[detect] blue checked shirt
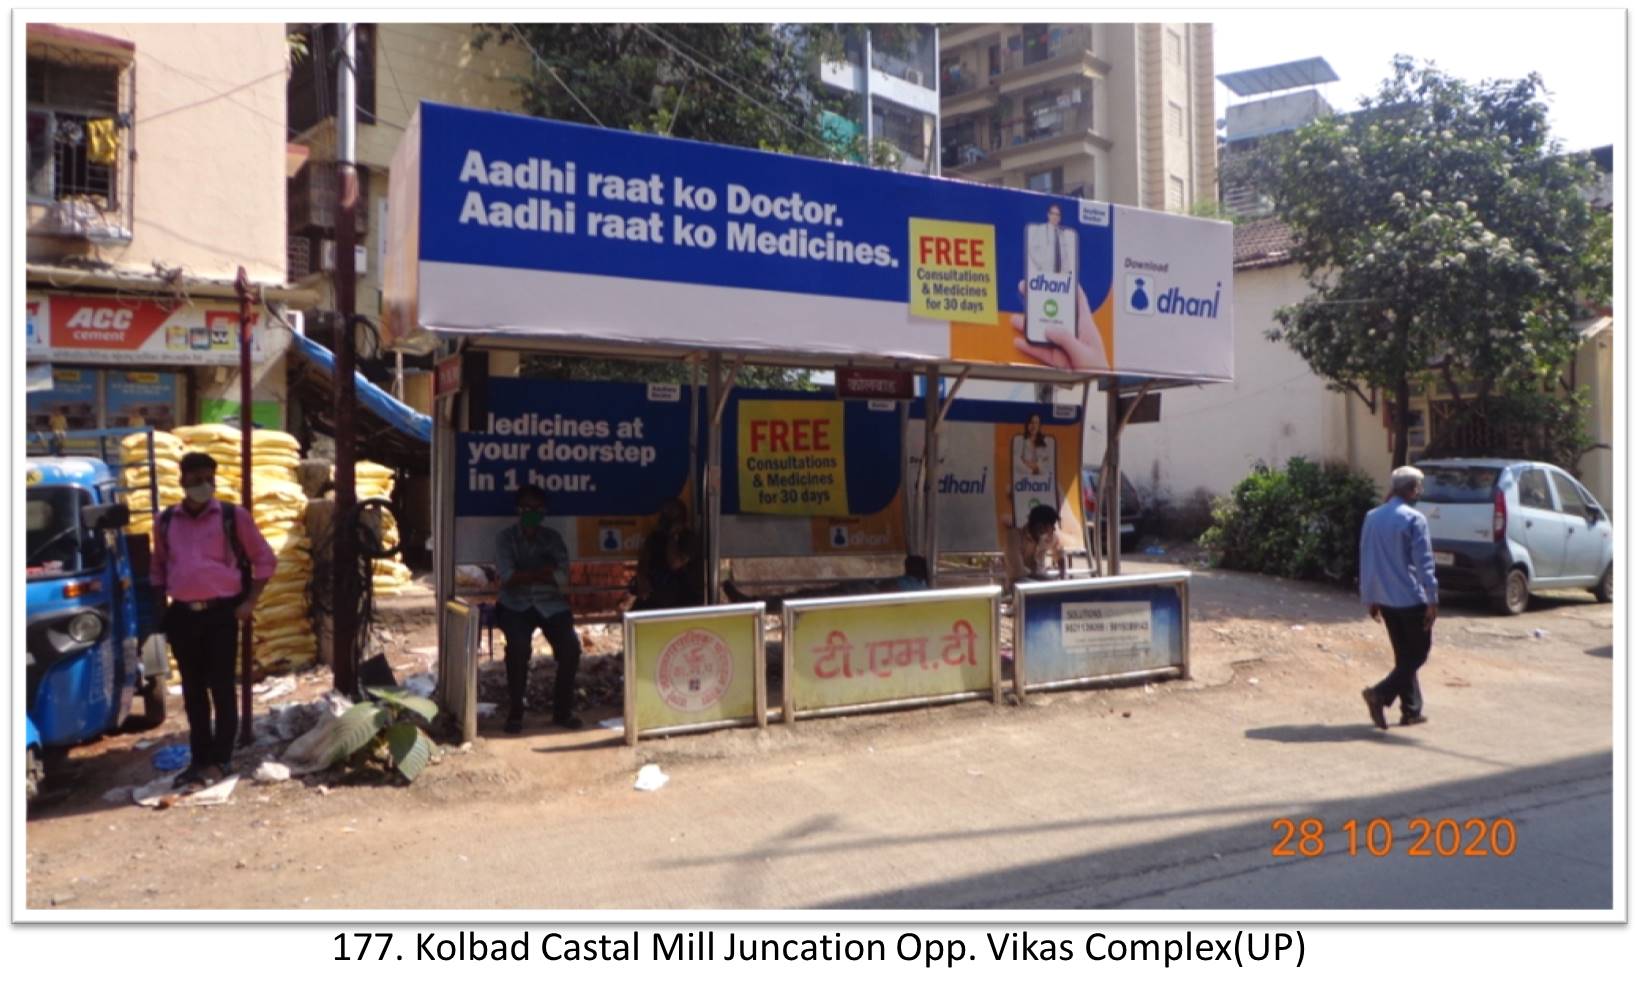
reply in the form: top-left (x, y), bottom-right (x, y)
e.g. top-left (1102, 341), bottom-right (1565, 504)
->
top-left (494, 523), bottom-right (571, 618)
top-left (1358, 497), bottom-right (1439, 609)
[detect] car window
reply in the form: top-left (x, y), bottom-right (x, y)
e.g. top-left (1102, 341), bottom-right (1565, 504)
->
top-left (1516, 469), bottom-right (1554, 511)
top-left (1550, 471), bottom-right (1589, 517)
top-left (1417, 465), bottom-right (1499, 504)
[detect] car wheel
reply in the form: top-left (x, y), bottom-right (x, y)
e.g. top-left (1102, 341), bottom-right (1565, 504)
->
top-left (1493, 567), bottom-right (1529, 615)
top-left (1594, 566), bottom-right (1613, 604)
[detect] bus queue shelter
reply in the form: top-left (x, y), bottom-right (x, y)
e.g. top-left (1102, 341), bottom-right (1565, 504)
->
top-left (381, 101), bottom-right (1233, 738)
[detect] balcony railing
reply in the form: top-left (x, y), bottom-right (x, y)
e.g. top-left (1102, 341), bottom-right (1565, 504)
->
top-left (941, 64), bottom-right (981, 97)
top-left (1002, 26), bottom-right (1093, 75)
top-left (993, 104), bottom-right (1093, 150)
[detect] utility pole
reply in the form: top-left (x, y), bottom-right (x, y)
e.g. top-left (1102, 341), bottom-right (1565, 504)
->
top-left (331, 22), bottom-right (361, 697)
top-left (235, 266), bottom-right (257, 744)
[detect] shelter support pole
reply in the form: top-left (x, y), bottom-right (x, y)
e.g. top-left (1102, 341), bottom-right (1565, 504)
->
top-left (235, 267), bottom-right (256, 745)
top-left (1077, 379), bottom-right (1094, 575)
top-left (922, 364), bottom-right (940, 586)
top-left (705, 354), bottom-right (726, 604)
top-left (1106, 385), bottom-right (1121, 576)
top-left (687, 354), bottom-right (701, 531)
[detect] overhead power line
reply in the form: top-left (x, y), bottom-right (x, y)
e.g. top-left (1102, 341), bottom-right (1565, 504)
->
top-left (508, 24), bottom-right (605, 127)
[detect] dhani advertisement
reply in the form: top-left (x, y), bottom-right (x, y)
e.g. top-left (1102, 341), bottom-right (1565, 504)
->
top-left (384, 102), bottom-right (1233, 382)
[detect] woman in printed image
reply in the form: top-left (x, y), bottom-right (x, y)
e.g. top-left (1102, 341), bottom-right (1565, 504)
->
top-left (1011, 413), bottom-right (1058, 528)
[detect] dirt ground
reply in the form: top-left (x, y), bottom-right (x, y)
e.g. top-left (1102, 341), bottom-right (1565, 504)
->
top-left (23, 561), bottom-right (1614, 910)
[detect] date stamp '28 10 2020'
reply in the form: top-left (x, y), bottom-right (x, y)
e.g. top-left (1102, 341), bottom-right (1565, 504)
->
top-left (1271, 817), bottom-right (1518, 859)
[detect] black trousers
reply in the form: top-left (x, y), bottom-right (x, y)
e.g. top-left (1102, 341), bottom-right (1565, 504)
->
top-left (496, 604), bottom-right (582, 719)
top-left (164, 602), bottom-right (240, 767)
top-left (1374, 604), bottom-right (1433, 718)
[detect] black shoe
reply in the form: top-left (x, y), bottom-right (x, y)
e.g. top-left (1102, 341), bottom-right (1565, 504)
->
top-left (553, 714), bottom-right (584, 731)
top-left (172, 767), bottom-right (207, 791)
top-left (1361, 688), bottom-right (1389, 731)
top-left (504, 710), bottom-right (523, 734)
top-left (1400, 713), bottom-right (1428, 727)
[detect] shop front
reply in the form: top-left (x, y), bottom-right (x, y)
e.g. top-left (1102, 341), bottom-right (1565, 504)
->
top-left (24, 289), bottom-right (294, 435)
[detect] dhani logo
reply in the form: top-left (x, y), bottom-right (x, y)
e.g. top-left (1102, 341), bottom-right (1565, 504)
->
top-left (1029, 273), bottom-right (1072, 294)
top-left (1124, 274), bottom-right (1222, 319)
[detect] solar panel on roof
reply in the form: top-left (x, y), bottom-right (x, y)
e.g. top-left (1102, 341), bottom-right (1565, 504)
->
top-left (1217, 57), bottom-right (1339, 97)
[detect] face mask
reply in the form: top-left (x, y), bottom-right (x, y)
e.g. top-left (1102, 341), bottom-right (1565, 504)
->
top-left (185, 483), bottom-right (215, 504)
top-left (520, 510), bottom-right (544, 529)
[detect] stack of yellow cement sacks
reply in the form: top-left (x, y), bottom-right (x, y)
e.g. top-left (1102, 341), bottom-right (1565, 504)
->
top-left (357, 461), bottom-right (415, 596)
top-left (246, 431), bottom-right (316, 671)
top-left (117, 430), bottom-right (184, 537)
top-left (173, 424), bottom-right (245, 504)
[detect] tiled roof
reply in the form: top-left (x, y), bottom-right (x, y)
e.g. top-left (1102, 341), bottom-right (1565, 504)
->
top-left (1233, 218), bottom-right (1298, 271)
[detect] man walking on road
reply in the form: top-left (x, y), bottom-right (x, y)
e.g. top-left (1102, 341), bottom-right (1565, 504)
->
top-left (1359, 466), bottom-right (1439, 730)
top-left (151, 452), bottom-right (277, 789)
top-left (494, 484), bottom-right (583, 734)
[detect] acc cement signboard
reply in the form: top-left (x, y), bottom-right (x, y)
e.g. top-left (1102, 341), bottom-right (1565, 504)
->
top-left (385, 102), bottom-right (1233, 382)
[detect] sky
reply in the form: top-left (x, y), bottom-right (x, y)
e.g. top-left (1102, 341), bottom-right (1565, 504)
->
top-left (1210, 8), bottom-right (1625, 152)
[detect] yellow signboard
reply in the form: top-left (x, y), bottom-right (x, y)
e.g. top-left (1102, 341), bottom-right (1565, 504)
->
top-left (785, 591), bottom-right (998, 715)
top-left (626, 608), bottom-right (763, 741)
top-left (908, 218), bottom-right (998, 324)
top-left (737, 399), bottom-right (849, 517)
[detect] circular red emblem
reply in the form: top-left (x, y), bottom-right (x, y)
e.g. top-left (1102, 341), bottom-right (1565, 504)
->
top-left (655, 628), bottom-right (734, 713)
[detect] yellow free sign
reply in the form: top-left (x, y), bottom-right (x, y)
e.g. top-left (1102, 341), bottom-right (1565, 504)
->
top-left (627, 609), bottom-right (762, 739)
top-left (908, 218), bottom-right (997, 324)
top-left (738, 399), bottom-right (849, 517)
top-left (786, 592), bottom-right (997, 715)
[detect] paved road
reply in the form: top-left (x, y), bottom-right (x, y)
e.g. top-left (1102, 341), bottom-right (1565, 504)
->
top-left (26, 563), bottom-right (1617, 912)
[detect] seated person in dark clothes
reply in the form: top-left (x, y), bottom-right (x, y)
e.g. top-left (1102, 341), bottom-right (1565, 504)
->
top-left (631, 499), bottom-right (703, 612)
top-left (632, 527), bottom-right (705, 611)
top-left (722, 555), bottom-right (929, 613)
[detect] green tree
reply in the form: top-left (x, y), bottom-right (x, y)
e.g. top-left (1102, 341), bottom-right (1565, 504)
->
top-left (1254, 57), bottom-right (1610, 467)
top-left (474, 23), bottom-right (920, 388)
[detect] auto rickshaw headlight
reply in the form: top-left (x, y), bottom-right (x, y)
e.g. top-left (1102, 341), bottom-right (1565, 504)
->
top-left (66, 612), bottom-right (104, 644)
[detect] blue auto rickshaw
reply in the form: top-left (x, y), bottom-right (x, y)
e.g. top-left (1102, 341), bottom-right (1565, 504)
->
top-left (25, 429), bottom-right (169, 802)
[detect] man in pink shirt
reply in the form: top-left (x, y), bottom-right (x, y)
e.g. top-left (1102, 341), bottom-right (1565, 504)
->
top-left (150, 451), bottom-right (277, 789)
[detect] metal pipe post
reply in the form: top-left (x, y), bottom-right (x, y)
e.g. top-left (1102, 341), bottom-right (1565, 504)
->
top-left (705, 353), bottom-right (724, 604)
top-left (331, 22), bottom-right (362, 696)
top-left (922, 364), bottom-right (939, 585)
top-left (235, 267), bottom-right (256, 745)
top-left (1106, 386), bottom-right (1121, 576)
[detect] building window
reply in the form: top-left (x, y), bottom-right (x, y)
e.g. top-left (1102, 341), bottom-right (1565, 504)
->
top-left (288, 23), bottom-right (377, 136)
top-left (1165, 29), bottom-right (1184, 65)
top-left (987, 44), bottom-right (1001, 77)
top-left (1167, 100), bottom-right (1185, 137)
top-left (1025, 167), bottom-right (1064, 194)
top-left (1167, 174), bottom-right (1186, 212)
top-left (26, 54), bottom-right (124, 207)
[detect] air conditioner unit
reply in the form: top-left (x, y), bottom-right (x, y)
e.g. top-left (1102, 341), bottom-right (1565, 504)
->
top-left (905, 68), bottom-right (924, 86)
top-left (319, 240), bottom-right (368, 276)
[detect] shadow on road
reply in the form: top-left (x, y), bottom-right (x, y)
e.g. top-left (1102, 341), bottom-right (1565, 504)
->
top-left (807, 752), bottom-right (1613, 909)
top-left (1245, 723), bottom-right (1513, 770)
top-left (1586, 645), bottom-right (1613, 659)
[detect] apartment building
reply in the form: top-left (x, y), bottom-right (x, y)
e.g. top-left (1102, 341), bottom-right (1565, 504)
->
top-left (819, 26), bottom-right (942, 174)
top-left (939, 23), bottom-right (1216, 210)
top-left (25, 22), bottom-right (303, 434)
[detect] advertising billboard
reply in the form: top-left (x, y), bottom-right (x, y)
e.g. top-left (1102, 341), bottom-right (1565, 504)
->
top-left (1013, 573), bottom-right (1192, 694)
top-left (624, 603), bottom-right (766, 744)
top-left (385, 103), bottom-right (1232, 382)
top-left (783, 587), bottom-right (1001, 719)
top-left (25, 292), bottom-right (272, 366)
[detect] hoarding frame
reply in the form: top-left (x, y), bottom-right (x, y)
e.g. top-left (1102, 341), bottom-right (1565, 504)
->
top-left (781, 584), bottom-right (1003, 722)
top-left (1013, 570), bottom-right (1192, 700)
top-left (623, 600), bottom-right (768, 745)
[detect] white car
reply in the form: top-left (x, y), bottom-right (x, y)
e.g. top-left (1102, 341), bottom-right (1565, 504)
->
top-left (1415, 459), bottom-right (1613, 615)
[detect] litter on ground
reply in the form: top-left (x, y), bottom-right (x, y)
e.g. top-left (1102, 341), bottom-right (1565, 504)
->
top-left (634, 764), bottom-right (669, 792)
